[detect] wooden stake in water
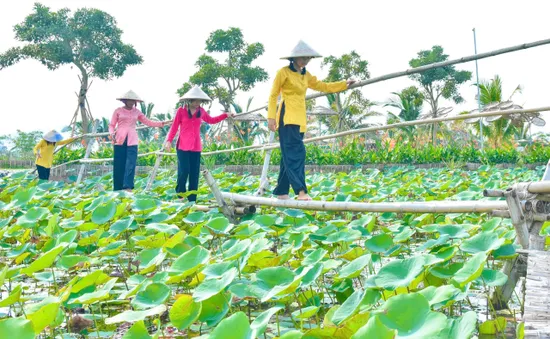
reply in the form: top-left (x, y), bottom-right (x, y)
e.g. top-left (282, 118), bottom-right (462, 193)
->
top-left (255, 131), bottom-right (275, 196)
top-left (76, 121), bottom-right (97, 185)
top-left (145, 131), bottom-right (172, 192)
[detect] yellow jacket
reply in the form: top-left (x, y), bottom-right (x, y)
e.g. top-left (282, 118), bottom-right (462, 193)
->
top-left (268, 66), bottom-right (347, 132)
top-left (34, 138), bottom-right (76, 168)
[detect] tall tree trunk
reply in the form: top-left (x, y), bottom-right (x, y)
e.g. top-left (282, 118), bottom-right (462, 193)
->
top-left (75, 63), bottom-right (90, 134)
top-left (430, 102), bottom-right (438, 145)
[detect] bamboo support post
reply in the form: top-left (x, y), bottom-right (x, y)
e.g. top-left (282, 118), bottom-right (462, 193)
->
top-left (504, 188), bottom-right (530, 249)
top-left (492, 171), bottom-right (550, 310)
top-left (491, 255), bottom-right (529, 310)
top-left (145, 132), bottom-right (172, 192)
top-left (542, 159), bottom-right (550, 181)
top-left (528, 221), bottom-right (546, 250)
top-left (76, 121), bottom-right (97, 185)
top-left (255, 131), bottom-right (275, 196)
top-left (202, 170), bottom-right (235, 222)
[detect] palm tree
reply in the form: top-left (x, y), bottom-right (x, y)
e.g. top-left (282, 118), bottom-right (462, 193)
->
top-left (324, 90), bottom-right (380, 133)
top-left (471, 75), bottom-right (522, 148)
top-left (138, 102), bottom-right (155, 142)
top-left (384, 86), bottom-right (424, 142)
top-left (153, 112), bottom-right (174, 141)
top-left (231, 97), bottom-right (268, 144)
top-left (93, 118), bottom-right (111, 143)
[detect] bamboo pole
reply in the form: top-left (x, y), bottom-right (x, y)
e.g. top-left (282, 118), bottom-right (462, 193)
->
top-left (234, 205), bottom-right (257, 215)
top-left (257, 106), bottom-right (550, 152)
top-left (78, 151), bottom-right (159, 164)
top-left (255, 131), bottom-right (276, 196)
top-left (543, 160), bottom-right (550, 181)
top-left (145, 132), bottom-right (172, 192)
top-left (193, 204), bottom-right (214, 212)
top-left (65, 120), bottom-right (172, 140)
top-left (234, 38), bottom-right (550, 118)
top-left (51, 158), bottom-right (83, 169)
top-left (203, 170), bottom-right (235, 222)
top-left (76, 121), bottom-right (97, 185)
top-left (219, 192), bottom-right (507, 213)
top-left (525, 180), bottom-right (550, 194)
top-left (73, 106), bottom-right (550, 164)
top-left (504, 188), bottom-right (530, 249)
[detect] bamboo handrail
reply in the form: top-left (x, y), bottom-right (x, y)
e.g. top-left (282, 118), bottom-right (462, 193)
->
top-left (52, 106), bottom-right (550, 166)
top-left (234, 37), bottom-right (550, 117)
top-left (150, 106), bottom-right (550, 155)
top-left (526, 181), bottom-right (550, 194)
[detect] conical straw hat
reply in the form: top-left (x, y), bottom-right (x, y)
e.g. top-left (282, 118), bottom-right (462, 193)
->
top-left (43, 130), bottom-right (63, 143)
top-left (280, 40), bottom-right (322, 60)
top-left (116, 90), bottom-right (143, 102)
top-left (179, 85), bottom-right (212, 102)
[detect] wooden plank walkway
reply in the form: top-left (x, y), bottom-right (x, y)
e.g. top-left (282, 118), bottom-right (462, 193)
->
top-left (523, 250), bottom-right (550, 339)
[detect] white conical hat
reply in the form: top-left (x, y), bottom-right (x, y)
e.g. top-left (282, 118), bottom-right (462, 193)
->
top-left (116, 90), bottom-right (143, 102)
top-left (280, 40), bottom-right (322, 60)
top-left (43, 130), bottom-right (63, 143)
top-left (179, 85), bottom-right (212, 102)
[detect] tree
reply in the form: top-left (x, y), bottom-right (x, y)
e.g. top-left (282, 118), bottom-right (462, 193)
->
top-left (90, 117), bottom-right (111, 143)
top-left (321, 51), bottom-right (379, 133)
top-left (472, 75), bottom-right (522, 147)
top-left (409, 46), bottom-right (472, 144)
top-left (231, 97), bottom-right (268, 144)
top-left (0, 130), bottom-right (43, 158)
top-left (384, 86), bottom-right (424, 142)
top-left (0, 3), bottom-right (143, 133)
top-left (153, 111), bottom-right (174, 141)
top-left (176, 27), bottom-right (268, 112)
top-left (138, 102), bottom-right (155, 142)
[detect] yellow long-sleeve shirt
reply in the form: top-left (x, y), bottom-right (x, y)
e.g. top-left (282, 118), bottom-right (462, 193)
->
top-left (267, 66), bottom-right (347, 132)
top-left (33, 138), bottom-right (76, 168)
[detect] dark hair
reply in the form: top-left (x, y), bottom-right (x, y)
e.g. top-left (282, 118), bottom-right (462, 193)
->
top-left (122, 99), bottom-right (136, 107)
top-left (289, 59), bottom-right (306, 75)
top-left (45, 140), bottom-right (56, 146)
top-left (187, 105), bottom-right (201, 119)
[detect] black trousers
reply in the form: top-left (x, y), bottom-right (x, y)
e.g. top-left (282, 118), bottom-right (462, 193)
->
top-left (273, 103), bottom-right (307, 196)
top-left (36, 165), bottom-right (51, 180)
top-left (113, 139), bottom-right (138, 191)
top-left (176, 150), bottom-right (201, 202)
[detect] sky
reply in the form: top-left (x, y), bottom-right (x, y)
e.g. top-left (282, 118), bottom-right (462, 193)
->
top-left (1, 0), bottom-right (550, 137)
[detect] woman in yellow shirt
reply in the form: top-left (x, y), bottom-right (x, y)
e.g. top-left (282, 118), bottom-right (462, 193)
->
top-left (267, 41), bottom-right (355, 200)
top-left (33, 130), bottom-right (78, 180)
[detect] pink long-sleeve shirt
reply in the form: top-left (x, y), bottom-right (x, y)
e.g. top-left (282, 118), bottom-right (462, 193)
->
top-left (108, 107), bottom-right (164, 146)
top-left (167, 107), bottom-right (228, 152)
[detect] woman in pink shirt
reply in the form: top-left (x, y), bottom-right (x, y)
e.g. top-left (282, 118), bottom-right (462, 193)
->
top-left (164, 86), bottom-right (234, 201)
top-left (109, 90), bottom-right (170, 191)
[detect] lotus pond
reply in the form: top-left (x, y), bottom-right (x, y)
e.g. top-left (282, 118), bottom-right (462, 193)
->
top-left (0, 165), bottom-right (548, 338)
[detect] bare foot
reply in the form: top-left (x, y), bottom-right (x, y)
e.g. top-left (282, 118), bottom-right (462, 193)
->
top-left (276, 195), bottom-right (290, 200)
top-left (297, 193), bottom-right (312, 201)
